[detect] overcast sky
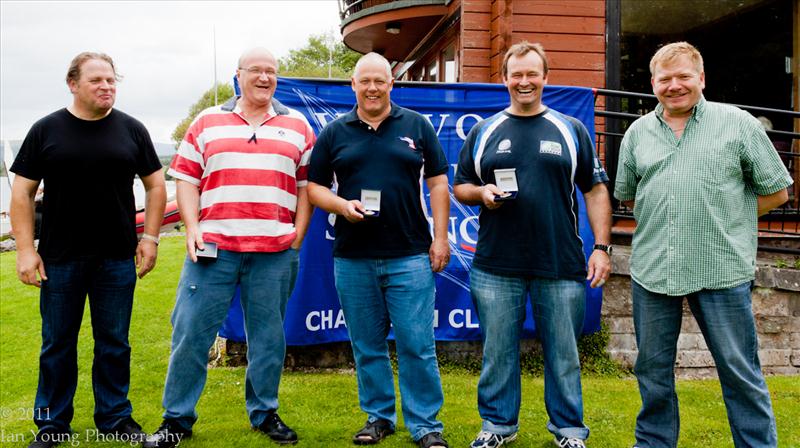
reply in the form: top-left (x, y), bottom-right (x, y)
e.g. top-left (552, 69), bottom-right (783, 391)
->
top-left (0, 1), bottom-right (342, 143)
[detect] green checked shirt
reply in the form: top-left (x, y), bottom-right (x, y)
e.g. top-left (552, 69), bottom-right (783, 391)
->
top-left (615, 97), bottom-right (793, 296)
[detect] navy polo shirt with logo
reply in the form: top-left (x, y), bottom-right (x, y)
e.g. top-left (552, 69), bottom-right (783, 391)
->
top-left (454, 108), bottom-right (608, 281)
top-left (309, 102), bottom-right (448, 258)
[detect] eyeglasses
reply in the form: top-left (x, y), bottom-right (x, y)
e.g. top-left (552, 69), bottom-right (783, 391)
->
top-left (239, 66), bottom-right (278, 77)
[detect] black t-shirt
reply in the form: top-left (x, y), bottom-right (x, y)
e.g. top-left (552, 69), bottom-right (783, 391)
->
top-left (454, 108), bottom-right (608, 280)
top-left (11, 108), bottom-right (162, 262)
top-left (308, 103), bottom-right (448, 258)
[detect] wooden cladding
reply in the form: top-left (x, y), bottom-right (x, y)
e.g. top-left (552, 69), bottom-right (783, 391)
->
top-left (457, 0), bottom-right (605, 88)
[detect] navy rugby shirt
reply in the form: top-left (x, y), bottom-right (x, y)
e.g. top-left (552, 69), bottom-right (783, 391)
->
top-left (308, 102), bottom-right (448, 258)
top-left (454, 108), bottom-right (608, 280)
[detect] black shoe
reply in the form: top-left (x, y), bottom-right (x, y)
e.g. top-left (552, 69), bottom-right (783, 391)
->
top-left (28, 431), bottom-right (70, 448)
top-left (101, 416), bottom-right (146, 443)
top-left (254, 412), bottom-right (298, 444)
top-left (143, 420), bottom-right (191, 448)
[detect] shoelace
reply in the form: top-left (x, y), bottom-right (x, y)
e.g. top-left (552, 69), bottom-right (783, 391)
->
top-left (476, 431), bottom-right (494, 441)
top-left (558, 437), bottom-right (585, 448)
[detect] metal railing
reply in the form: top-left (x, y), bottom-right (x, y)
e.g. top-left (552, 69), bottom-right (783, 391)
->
top-left (594, 88), bottom-right (800, 249)
top-left (339, 0), bottom-right (393, 20)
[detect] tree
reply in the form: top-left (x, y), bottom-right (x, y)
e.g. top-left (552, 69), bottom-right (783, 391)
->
top-left (171, 83), bottom-right (235, 147)
top-left (279, 31), bottom-right (360, 79)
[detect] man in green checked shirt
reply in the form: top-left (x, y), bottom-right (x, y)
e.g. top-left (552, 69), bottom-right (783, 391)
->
top-left (614, 42), bottom-right (792, 448)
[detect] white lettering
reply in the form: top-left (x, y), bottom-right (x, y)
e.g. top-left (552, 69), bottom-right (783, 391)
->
top-left (305, 309), bottom-right (347, 331)
top-left (422, 113), bottom-right (450, 136)
top-left (449, 309), bottom-right (464, 328)
top-left (456, 114), bottom-right (483, 140)
top-left (459, 215), bottom-right (479, 245)
top-left (464, 309), bottom-right (480, 328)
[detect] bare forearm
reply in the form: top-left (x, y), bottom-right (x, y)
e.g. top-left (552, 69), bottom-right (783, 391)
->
top-left (453, 183), bottom-right (485, 206)
top-left (757, 189), bottom-right (788, 217)
top-left (293, 187), bottom-right (313, 247)
top-left (307, 182), bottom-right (347, 215)
top-left (9, 177), bottom-right (39, 252)
top-left (585, 183), bottom-right (612, 245)
top-left (176, 180), bottom-right (201, 232)
top-left (427, 176), bottom-right (450, 241)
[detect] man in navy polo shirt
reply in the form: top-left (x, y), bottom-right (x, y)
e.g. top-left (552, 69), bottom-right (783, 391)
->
top-left (454, 42), bottom-right (612, 448)
top-left (307, 52), bottom-right (450, 448)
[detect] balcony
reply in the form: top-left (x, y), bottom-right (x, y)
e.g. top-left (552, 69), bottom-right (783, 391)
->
top-left (339, 0), bottom-right (450, 61)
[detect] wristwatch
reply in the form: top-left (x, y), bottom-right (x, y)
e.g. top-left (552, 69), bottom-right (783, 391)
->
top-left (593, 244), bottom-right (612, 255)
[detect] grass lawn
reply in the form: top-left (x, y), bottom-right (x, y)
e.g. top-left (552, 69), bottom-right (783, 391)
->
top-left (1, 236), bottom-right (798, 447)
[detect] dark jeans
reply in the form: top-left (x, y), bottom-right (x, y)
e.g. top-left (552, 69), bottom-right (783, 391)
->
top-left (34, 257), bottom-right (136, 434)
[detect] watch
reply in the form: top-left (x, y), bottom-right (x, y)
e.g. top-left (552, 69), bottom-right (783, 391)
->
top-left (593, 244), bottom-right (612, 255)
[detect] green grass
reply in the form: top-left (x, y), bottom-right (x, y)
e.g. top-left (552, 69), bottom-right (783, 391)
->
top-left (1, 237), bottom-right (798, 447)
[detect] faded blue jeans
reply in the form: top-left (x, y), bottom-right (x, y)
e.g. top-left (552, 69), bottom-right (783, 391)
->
top-left (632, 280), bottom-right (777, 448)
top-left (470, 266), bottom-right (589, 440)
top-left (161, 249), bottom-right (298, 431)
top-left (333, 254), bottom-right (444, 442)
top-left (35, 257), bottom-right (137, 434)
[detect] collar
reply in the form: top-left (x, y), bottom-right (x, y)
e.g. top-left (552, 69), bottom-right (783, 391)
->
top-left (221, 96), bottom-right (289, 116)
top-left (655, 95), bottom-right (706, 123)
top-left (344, 101), bottom-right (403, 124)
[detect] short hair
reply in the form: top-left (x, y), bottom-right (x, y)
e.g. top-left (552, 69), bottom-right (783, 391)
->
top-left (65, 52), bottom-right (121, 84)
top-left (649, 42), bottom-right (704, 76)
top-left (501, 41), bottom-right (548, 78)
top-left (353, 52), bottom-right (392, 79)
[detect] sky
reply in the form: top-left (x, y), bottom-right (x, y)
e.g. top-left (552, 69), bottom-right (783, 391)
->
top-left (0, 1), bottom-right (342, 143)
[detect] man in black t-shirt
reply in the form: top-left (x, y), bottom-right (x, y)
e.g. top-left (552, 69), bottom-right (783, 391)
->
top-left (453, 42), bottom-right (612, 448)
top-left (9, 52), bottom-right (166, 448)
top-left (308, 53), bottom-right (450, 448)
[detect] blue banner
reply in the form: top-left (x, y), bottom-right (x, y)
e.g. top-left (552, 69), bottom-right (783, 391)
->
top-left (219, 78), bottom-right (602, 345)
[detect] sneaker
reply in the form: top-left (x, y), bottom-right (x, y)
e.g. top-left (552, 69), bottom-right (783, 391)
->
top-left (143, 420), bottom-right (191, 448)
top-left (254, 412), bottom-right (298, 444)
top-left (101, 417), bottom-right (146, 443)
top-left (470, 430), bottom-right (518, 448)
top-left (554, 436), bottom-right (586, 448)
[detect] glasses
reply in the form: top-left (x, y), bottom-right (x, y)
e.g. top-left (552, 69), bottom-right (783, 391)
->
top-left (239, 66), bottom-right (278, 77)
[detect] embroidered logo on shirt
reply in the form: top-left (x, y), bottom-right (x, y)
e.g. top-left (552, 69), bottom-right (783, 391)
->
top-left (497, 139), bottom-right (512, 154)
top-left (399, 136), bottom-right (417, 150)
top-left (539, 140), bottom-right (562, 156)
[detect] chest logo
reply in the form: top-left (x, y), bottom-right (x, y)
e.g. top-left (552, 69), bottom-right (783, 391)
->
top-left (497, 139), bottom-right (512, 154)
top-left (398, 136), bottom-right (417, 150)
top-left (540, 140), bottom-right (562, 156)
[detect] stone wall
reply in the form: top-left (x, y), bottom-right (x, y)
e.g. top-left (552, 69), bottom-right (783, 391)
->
top-left (605, 246), bottom-right (800, 378)
top-left (210, 246), bottom-right (800, 378)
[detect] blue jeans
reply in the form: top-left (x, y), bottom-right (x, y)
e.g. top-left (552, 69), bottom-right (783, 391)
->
top-left (35, 257), bottom-right (137, 434)
top-left (632, 280), bottom-right (777, 448)
top-left (161, 249), bottom-right (298, 430)
top-left (470, 267), bottom-right (588, 440)
top-left (333, 254), bottom-right (444, 441)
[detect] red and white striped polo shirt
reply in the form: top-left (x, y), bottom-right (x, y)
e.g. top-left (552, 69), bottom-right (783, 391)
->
top-left (168, 97), bottom-right (315, 253)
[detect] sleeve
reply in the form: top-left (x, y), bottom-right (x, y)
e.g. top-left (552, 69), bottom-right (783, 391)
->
top-left (296, 121), bottom-right (316, 188)
top-left (133, 120), bottom-right (163, 177)
top-left (740, 115), bottom-right (793, 195)
top-left (613, 127), bottom-right (639, 202)
top-left (167, 115), bottom-right (206, 186)
top-left (10, 121), bottom-right (45, 181)
top-left (307, 125), bottom-right (334, 187)
top-left (453, 124), bottom-right (482, 186)
top-left (420, 117), bottom-right (448, 178)
top-left (573, 118), bottom-right (609, 193)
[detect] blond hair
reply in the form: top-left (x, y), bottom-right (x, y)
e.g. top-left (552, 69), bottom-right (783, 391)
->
top-left (649, 42), bottom-right (704, 75)
top-left (65, 52), bottom-right (121, 84)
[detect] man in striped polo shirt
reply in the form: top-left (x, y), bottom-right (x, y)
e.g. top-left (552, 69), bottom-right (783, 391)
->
top-left (615, 42), bottom-right (791, 448)
top-left (145, 47), bottom-right (315, 448)
top-left (454, 42), bottom-right (612, 448)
